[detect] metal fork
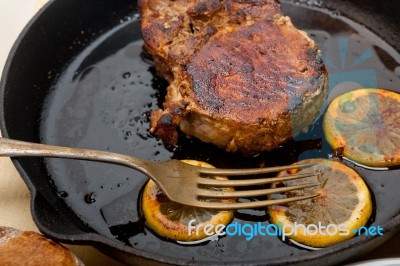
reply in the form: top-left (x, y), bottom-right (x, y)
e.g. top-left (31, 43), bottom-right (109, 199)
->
top-left (0, 137), bottom-right (319, 209)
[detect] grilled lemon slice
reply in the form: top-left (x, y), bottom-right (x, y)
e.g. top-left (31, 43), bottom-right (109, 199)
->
top-left (141, 160), bottom-right (234, 242)
top-left (267, 158), bottom-right (372, 248)
top-left (323, 88), bottom-right (400, 167)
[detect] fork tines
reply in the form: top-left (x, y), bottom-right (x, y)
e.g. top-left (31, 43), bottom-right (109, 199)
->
top-left (195, 163), bottom-right (320, 209)
top-left (194, 194), bottom-right (320, 210)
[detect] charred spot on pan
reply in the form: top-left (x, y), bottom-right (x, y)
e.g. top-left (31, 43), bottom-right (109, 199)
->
top-left (84, 192), bottom-right (96, 204)
top-left (109, 218), bottom-right (146, 246)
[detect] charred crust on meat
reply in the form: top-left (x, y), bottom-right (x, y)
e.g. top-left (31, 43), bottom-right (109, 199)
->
top-left (140, 0), bottom-right (328, 154)
top-left (185, 19), bottom-right (325, 123)
top-left (159, 114), bottom-right (174, 127)
top-left (150, 111), bottom-right (179, 146)
top-left (187, 0), bottom-right (222, 17)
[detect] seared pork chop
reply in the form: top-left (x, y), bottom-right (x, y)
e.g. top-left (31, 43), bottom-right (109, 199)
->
top-left (139, 0), bottom-right (328, 154)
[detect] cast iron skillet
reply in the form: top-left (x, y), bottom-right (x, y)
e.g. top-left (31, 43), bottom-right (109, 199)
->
top-left (1, 0), bottom-right (400, 265)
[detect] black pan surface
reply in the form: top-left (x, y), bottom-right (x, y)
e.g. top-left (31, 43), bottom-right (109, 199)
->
top-left (1, 0), bottom-right (400, 265)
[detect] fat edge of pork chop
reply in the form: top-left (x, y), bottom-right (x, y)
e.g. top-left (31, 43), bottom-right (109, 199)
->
top-left (140, 0), bottom-right (328, 154)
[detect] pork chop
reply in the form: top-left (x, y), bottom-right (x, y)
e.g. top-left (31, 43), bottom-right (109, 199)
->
top-left (139, 0), bottom-right (328, 154)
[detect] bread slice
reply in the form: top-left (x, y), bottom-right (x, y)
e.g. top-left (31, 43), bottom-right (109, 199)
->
top-left (0, 226), bottom-right (84, 266)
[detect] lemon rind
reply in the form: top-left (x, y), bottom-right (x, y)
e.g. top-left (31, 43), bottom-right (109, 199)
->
top-left (142, 160), bottom-right (235, 242)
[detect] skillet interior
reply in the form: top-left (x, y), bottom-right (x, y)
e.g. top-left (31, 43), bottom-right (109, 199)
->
top-left (1, 0), bottom-right (400, 265)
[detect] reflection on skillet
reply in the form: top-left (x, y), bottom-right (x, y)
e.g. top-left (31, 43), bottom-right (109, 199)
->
top-left (39, 4), bottom-right (400, 263)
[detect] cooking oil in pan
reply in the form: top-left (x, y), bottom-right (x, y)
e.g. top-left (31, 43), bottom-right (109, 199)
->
top-left (41, 2), bottom-right (400, 263)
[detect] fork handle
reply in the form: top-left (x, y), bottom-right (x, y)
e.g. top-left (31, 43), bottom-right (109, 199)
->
top-left (0, 137), bottom-right (150, 173)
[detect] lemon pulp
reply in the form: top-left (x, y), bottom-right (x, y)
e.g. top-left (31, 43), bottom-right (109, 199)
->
top-left (267, 158), bottom-right (372, 248)
top-left (323, 88), bottom-right (400, 167)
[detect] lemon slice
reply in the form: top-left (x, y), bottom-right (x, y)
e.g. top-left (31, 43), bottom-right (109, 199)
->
top-left (267, 158), bottom-right (372, 248)
top-left (323, 88), bottom-right (400, 167)
top-left (141, 160), bottom-right (234, 242)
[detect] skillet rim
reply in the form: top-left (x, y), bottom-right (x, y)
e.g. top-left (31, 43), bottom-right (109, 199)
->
top-left (1, 0), bottom-right (400, 265)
